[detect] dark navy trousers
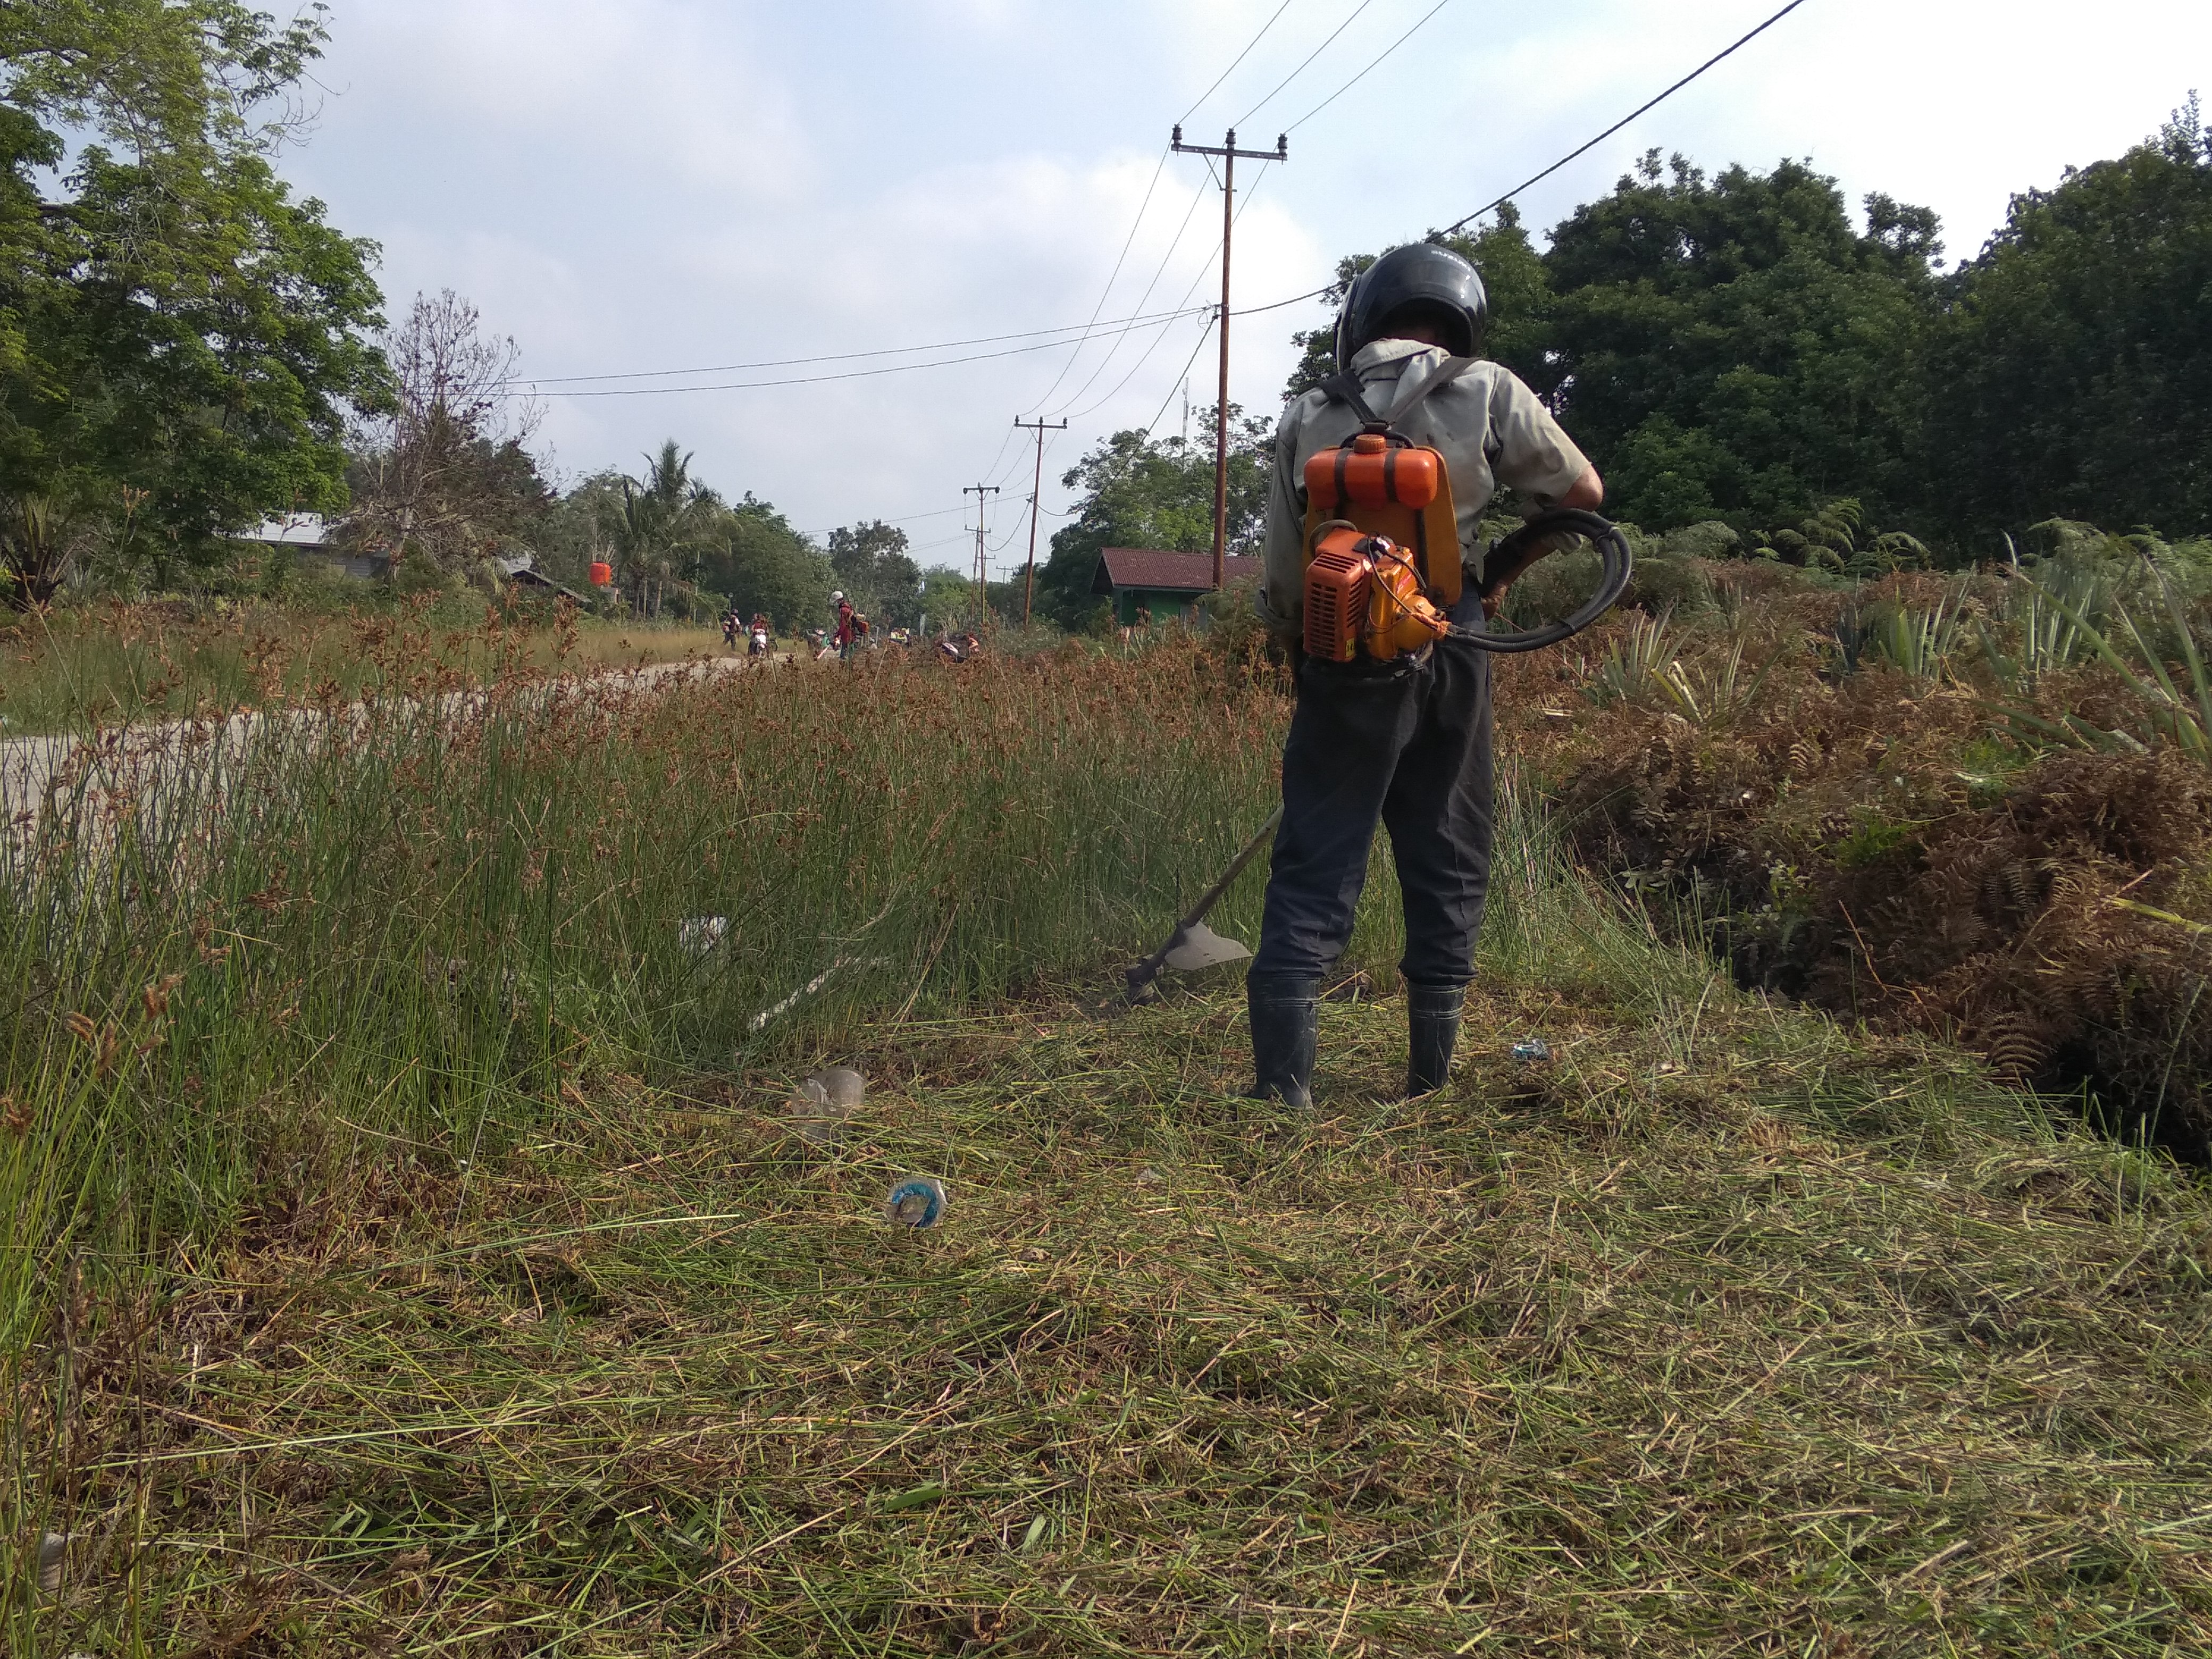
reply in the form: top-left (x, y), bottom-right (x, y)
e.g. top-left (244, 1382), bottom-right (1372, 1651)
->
top-left (1252, 631), bottom-right (1494, 987)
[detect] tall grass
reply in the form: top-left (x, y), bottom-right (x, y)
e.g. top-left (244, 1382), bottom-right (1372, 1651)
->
top-left (0, 597), bottom-right (731, 735)
top-left (0, 640), bottom-right (1392, 1357)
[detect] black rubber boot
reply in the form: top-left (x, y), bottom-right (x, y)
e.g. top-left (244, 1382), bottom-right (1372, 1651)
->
top-left (1246, 973), bottom-right (1320, 1112)
top-left (1405, 981), bottom-right (1467, 1097)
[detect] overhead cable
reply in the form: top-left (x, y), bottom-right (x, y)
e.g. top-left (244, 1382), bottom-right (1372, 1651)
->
top-left (1018, 145), bottom-right (1173, 417)
top-left (1285, 0), bottom-right (1455, 131)
top-left (522, 302), bottom-right (1210, 388)
top-left (1233, 284), bottom-right (1330, 315)
top-left (1067, 158), bottom-right (1278, 422)
top-left (526, 316), bottom-right (1189, 399)
top-left (1032, 153), bottom-right (1219, 418)
top-left (1178, 0), bottom-right (1301, 124)
top-left (1233, 0), bottom-right (1376, 128)
top-left (1040, 169), bottom-right (1216, 419)
top-left (1434, 0), bottom-right (1815, 238)
top-left (1019, 0), bottom-right (1302, 428)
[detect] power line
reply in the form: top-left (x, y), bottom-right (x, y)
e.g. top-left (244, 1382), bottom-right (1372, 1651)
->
top-left (1234, 283), bottom-right (1330, 315)
top-left (1041, 164), bottom-right (1216, 419)
top-left (1016, 0), bottom-right (1306, 428)
top-left (1435, 0), bottom-right (1815, 238)
top-left (1285, 0), bottom-right (1456, 132)
top-left (1019, 146), bottom-right (1173, 418)
top-left (1068, 158), bottom-right (1280, 422)
top-left (808, 501), bottom-right (972, 541)
top-left (524, 316), bottom-right (1189, 399)
top-left (522, 303), bottom-right (1210, 388)
top-left (1068, 302), bottom-right (1216, 425)
top-left (1142, 311), bottom-right (1224, 439)
top-left (1234, 0), bottom-right (1376, 128)
top-left (1179, 0), bottom-right (1301, 124)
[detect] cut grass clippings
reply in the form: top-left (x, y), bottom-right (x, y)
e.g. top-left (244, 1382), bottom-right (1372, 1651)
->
top-left (13, 970), bottom-right (2211, 1654)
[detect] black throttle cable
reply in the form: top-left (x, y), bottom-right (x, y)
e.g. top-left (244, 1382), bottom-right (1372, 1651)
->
top-left (1452, 507), bottom-right (1634, 654)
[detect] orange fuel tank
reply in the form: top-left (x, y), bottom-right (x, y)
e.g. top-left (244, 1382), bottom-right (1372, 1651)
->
top-left (1300, 433), bottom-right (1462, 607)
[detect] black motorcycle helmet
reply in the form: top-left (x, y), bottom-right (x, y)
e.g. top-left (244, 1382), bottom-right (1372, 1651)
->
top-left (1334, 242), bottom-right (1489, 371)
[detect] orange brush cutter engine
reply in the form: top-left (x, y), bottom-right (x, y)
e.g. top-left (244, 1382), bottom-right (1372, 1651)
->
top-left (1302, 525), bottom-right (1452, 664)
top-left (1300, 428), bottom-right (1462, 662)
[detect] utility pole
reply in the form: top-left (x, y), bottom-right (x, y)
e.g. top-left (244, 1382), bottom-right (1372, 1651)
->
top-left (1172, 124), bottom-right (1287, 591)
top-left (963, 483), bottom-right (1000, 629)
top-left (1011, 416), bottom-right (1067, 625)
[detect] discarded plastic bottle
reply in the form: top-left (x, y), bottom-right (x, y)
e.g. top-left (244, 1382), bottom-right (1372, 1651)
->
top-left (1511, 1038), bottom-right (1552, 1063)
top-left (787, 1066), bottom-right (862, 1146)
top-left (885, 1177), bottom-right (947, 1229)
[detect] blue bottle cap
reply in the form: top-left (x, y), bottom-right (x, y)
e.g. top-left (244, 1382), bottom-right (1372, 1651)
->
top-left (885, 1177), bottom-right (947, 1229)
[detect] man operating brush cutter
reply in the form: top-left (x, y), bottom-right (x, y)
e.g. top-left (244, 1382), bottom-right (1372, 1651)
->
top-left (1247, 242), bottom-right (1627, 1108)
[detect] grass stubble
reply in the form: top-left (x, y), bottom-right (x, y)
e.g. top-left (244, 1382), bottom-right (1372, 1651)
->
top-left (4, 636), bottom-right (2210, 1654)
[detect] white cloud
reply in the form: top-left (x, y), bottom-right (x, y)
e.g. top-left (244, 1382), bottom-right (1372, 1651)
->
top-left (283, 0), bottom-right (2212, 565)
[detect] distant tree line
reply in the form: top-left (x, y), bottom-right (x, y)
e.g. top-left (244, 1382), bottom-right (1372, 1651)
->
top-left (1038, 99), bottom-right (2211, 626)
top-left (0, 4), bottom-right (967, 626)
top-left (1291, 100), bottom-right (2212, 550)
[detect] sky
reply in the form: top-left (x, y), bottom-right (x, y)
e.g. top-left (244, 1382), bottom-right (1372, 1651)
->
top-left (278, 0), bottom-right (2212, 575)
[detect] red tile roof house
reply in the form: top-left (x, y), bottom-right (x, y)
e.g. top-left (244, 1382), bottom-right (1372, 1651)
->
top-left (1089, 547), bottom-right (1261, 628)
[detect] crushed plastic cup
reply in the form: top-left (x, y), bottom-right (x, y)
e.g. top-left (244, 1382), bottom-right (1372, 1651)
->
top-left (1511, 1038), bottom-right (1552, 1063)
top-left (788, 1066), bottom-right (862, 1145)
top-left (885, 1177), bottom-right (947, 1229)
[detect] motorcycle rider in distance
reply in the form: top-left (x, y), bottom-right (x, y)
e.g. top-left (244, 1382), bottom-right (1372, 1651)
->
top-left (831, 591), bottom-right (858, 661)
top-left (1247, 241), bottom-right (1602, 1109)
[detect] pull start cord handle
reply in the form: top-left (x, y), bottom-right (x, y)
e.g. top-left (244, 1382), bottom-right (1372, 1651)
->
top-left (1455, 508), bottom-right (1634, 655)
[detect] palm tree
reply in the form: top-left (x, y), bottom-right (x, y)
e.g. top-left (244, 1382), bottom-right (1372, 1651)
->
top-left (609, 441), bottom-right (719, 616)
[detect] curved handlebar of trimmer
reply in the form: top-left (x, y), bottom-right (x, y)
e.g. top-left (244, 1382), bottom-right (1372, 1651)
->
top-left (1456, 508), bottom-right (1635, 654)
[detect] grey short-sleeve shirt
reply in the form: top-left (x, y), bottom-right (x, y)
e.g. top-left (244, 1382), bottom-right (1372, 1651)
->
top-left (1257, 339), bottom-right (1589, 637)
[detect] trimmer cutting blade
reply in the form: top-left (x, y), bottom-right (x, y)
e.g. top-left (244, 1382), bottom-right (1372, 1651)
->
top-left (1161, 920), bottom-right (1253, 973)
top-left (1126, 808), bottom-right (1283, 1004)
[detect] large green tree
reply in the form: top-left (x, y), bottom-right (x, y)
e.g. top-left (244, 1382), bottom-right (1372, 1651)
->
top-left (1537, 153), bottom-right (1940, 529)
top-left (1291, 160), bottom-right (1941, 534)
top-left (699, 493), bottom-right (833, 634)
top-left (1930, 98), bottom-right (2212, 539)
top-left (826, 518), bottom-right (924, 627)
top-left (1, 0), bottom-right (386, 601)
top-left (1031, 407), bottom-right (1272, 628)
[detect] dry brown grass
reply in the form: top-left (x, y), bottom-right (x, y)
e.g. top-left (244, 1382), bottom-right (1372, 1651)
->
top-left (1500, 566), bottom-right (2212, 1158)
top-left (0, 596), bottom-right (736, 735)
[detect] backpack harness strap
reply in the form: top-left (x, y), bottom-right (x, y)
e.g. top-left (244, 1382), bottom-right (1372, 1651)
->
top-left (1317, 354), bottom-right (1480, 434)
top-left (1313, 357), bottom-right (1483, 537)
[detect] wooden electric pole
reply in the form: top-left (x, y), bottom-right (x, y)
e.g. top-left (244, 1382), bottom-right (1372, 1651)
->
top-left (963, 483), bottom-right (1000, 629)
top-left (1012, 416), bottom-right (1067, 625)
top-left (1172, 124), bottom-right (1287, 591)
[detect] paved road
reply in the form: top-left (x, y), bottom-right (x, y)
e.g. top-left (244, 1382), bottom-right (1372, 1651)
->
top-left (1, 650), bottom-right (783, 826)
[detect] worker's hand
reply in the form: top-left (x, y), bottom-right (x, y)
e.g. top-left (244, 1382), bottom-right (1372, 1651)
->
top-left (1478, 525), bottom-right (1578, 617)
